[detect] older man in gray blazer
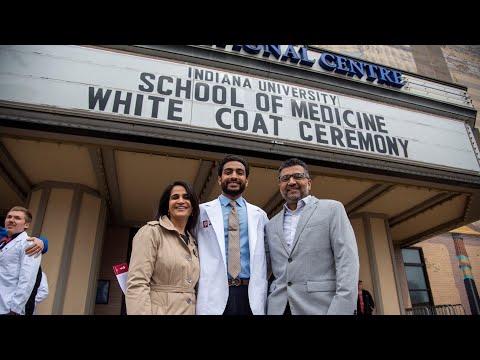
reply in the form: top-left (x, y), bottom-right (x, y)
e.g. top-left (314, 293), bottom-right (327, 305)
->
top-left (265, 158), bottom-right (359, 315)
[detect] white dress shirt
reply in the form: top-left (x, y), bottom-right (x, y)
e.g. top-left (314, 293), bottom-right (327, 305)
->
top-left (283, 195), bottom-right (312, 252)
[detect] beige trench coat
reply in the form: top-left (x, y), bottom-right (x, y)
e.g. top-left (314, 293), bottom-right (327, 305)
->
top-left (126, 216), bottom-right (199, 315)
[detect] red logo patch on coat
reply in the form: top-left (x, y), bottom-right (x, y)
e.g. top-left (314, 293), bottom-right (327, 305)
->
top-left (203, 220), bottom-right (209, 228)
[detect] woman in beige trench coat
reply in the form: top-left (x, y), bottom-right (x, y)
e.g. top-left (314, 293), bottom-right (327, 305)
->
top-left (126, 180), bottom-right (200, 315)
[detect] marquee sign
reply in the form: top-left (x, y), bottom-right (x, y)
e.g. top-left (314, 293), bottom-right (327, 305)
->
top-left (204, 45), bottom-right (474, 110)
top-left (1, 45), bottom-right (479, 174)
top-left (213, 45), bottom-right (405, 88)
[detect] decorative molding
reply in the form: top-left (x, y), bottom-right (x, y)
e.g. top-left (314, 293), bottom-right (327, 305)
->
top-left (101, 149), bottom-right (123, 223)
top-left (0, 141), bottom-right (30, 200)
top-left (346, 184), bottom-right (393, 214)
top-left (198, 163), bottom-right (218, 203)
top-left (193, 159), bottom-right (215, 201)
top-left (398, 216), bottom-right (465, 247)
top-left (29, 187), bottom-right (50, 237)
top-left (389, 192), bottom-right (460, 227)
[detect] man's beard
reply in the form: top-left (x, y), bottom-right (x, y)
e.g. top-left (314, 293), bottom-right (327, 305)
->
top-left (282, 186), bottom-right (308, 203)
top-left (221, 181), bottom-right (246, 197)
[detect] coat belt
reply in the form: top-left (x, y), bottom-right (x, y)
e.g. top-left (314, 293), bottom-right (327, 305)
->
top-left (150, 285), bottom-right (195, 293)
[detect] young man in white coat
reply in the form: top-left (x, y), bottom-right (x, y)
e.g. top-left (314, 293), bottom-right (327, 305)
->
top-left (195, 155), bottom-right (269, 315)
top-left (265, 158), bottom-right (359, 315)
top-left (0, 206), bottom-right (42, 315)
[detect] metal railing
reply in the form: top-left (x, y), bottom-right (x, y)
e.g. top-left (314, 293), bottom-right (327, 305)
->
top-left (405, 304), bottom-right (466, 315)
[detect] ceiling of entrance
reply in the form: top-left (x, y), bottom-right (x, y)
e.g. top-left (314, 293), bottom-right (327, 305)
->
top-left (0, 133), bottom-right (476, 248)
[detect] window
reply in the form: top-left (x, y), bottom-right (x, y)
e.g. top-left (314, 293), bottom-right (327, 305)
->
top-left (96, 280), bottom-right (110, 304)
top-left (401, 247), bottom-right (433, 306)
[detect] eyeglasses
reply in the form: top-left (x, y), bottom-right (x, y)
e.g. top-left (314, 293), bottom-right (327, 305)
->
top-left (279, 173), bottom-right (308, 182)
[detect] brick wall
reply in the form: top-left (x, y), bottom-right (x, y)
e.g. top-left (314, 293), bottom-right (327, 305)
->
top-left (442, 45), bottom-right (480, 128)
top-left (315, 45), bottom-right (480, 128)
top-left (398, 233), bottom-right (480, 315)
top-left (417, 235), bottom-right (463, 308)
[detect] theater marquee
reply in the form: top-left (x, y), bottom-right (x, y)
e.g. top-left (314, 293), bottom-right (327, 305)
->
top-left (1, 45), bottom-right (479, 174)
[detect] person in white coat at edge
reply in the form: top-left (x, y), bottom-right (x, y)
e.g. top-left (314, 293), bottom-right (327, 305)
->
top-left (265, 158), bottom-right (359, 315)
top-left (0, 206), bottom-right (42, 315)
top-left (195, 154), bottom-right (269, 315)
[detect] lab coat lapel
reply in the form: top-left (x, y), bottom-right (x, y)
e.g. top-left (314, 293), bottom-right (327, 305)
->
top-left (246, 202), bottom-right (260, 258)
top-left (205, 200), bottom-right (227, 264)
top-left (0, 231), bottom-right (27, 258)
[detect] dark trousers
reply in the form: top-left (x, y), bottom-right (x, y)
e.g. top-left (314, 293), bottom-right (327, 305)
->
top-left (283, 301), bottom-right (292, 315)
top-left (25, 266), bottom-right (42, 315)
top-left (223, 285), bottom-right (253, 315)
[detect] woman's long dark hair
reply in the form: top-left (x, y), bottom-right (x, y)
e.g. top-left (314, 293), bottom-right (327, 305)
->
top-left (154, 180), bottom-right (200, 234)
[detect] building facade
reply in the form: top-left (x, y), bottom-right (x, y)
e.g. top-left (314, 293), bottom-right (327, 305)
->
top-left (397, 223), bottom-right (480, 315)
top-left (1, 45), bottom-right (479, 314)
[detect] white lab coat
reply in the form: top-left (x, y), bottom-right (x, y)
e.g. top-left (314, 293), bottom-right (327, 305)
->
top-left (34, 272), bottom-right (49, 314)
top-left (195, 197), bottom-right (269, 315)
top-left (0, 231), bottom-right (42, 314)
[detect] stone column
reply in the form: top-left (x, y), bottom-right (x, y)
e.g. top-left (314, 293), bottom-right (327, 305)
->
top-left (351, 213), bottom-right (405, 314)
top-left (27, 181), bottom-right (107, 314)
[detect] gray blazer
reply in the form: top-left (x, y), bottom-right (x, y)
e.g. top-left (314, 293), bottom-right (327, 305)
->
top-left (265, 197), bottom-right (359, 315)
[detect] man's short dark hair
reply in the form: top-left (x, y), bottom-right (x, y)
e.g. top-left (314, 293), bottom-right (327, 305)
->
top-left (217, 154), bottom-right (250, 177)
top-left (278, 158), bottom-right (310, 178)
